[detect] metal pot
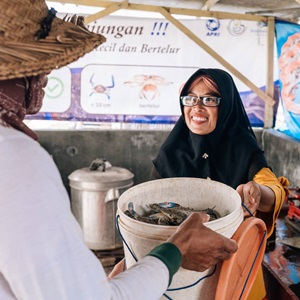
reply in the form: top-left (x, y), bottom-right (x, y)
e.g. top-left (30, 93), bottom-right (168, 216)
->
top-left (68, 159), bottom-right (134, 250)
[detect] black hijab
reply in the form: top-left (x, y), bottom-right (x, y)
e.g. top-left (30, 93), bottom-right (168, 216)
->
top-left (152, 68), bottom-right (268, 189)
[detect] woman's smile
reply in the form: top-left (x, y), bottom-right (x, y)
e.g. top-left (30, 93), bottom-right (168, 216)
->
top-left (191, 114), bottom-right (208, 123)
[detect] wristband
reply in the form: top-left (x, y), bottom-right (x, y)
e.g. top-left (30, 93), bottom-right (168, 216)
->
top-left (147, 242), bottom-right (182, 286)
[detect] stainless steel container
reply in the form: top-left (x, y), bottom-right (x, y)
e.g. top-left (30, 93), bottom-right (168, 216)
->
top-left (68, 161), bottom-right (134, 250)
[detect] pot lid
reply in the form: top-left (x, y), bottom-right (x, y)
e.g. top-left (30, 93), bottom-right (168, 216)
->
top-left (68, 159), bottom-right (134, 191)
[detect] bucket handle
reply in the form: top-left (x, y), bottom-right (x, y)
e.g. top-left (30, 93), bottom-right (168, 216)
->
top-left (116, 215), bottom-right (138, 262)
top-left (115, 214), bottom-right (217, 292)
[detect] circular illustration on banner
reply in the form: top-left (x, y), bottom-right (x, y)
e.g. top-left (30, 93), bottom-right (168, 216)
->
top-left (40, 67), bottom-right (71, 113)
top-left (45, 77), bottom-right (64, 99)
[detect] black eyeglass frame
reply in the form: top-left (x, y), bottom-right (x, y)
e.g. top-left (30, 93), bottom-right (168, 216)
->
top-left (181, 95), bottom-right (221, 107)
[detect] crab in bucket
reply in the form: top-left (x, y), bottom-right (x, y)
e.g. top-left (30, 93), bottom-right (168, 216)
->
top-left (124, 201), bottom-right (221, 226)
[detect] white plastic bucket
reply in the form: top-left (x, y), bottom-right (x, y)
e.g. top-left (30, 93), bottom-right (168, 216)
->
top-left (117, 178), bottom-right (243, 300)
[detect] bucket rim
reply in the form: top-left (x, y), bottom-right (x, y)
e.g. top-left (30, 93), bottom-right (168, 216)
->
top-left (117, 177), bottom-right (242, 230)
top-left (117, 206), bottom-right (243, 230)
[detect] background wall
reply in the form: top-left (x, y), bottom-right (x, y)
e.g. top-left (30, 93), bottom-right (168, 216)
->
top-left (262, 129), bottom-right (300, 186)
top-left (36, 128), bottom-right (298, 196)
top-left (37, 129), bottom-right (170, 194)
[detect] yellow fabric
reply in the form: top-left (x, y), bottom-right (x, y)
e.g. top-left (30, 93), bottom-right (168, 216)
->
top-left (246, 167), bottom-right (289, 300)
top-left (254, 168), bottom-right (289, 239)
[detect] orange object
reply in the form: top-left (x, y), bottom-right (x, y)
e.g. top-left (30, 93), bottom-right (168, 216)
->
top-left (287, 201), bottom-right (300, 221)
top-left (215, 217), bottom-right (267, 300)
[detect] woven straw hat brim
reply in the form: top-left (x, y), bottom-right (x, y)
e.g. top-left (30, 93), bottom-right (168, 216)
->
top-left (0, 15), bottom-right (106, 80)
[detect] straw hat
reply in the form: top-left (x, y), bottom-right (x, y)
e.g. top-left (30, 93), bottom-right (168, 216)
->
top-left (0, 0), bottom-right (106, 80)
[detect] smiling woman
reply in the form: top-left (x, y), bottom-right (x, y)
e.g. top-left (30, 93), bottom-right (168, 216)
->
top-left (150, 67), bottom-right (289, 300)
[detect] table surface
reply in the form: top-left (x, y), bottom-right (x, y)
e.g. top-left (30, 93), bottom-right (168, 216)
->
top-left (263, 206), bottom-right (300, 298)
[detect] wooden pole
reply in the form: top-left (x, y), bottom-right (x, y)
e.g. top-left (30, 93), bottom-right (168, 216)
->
top-left (264, 17), bottom-right (275, 128)
top-left (157, 6), bottom-right (275, 106)
top-left (84, 1), bottom-right (128, 24)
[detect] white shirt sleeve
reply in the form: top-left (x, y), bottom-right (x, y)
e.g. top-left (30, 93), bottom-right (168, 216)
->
top-left (109, 256), bottom-right (169, 300)
top-left (0, 128), bottom-right (169, 300)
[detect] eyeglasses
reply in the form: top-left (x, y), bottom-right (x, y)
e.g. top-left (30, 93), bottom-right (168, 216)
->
top-left (181, 95), bottom-right (221, 107)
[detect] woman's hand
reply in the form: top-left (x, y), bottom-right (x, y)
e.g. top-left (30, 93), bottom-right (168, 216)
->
top-left (236, 181), bottom-right (261, 217)
top-left (237, 180), bottom-right (276, 216)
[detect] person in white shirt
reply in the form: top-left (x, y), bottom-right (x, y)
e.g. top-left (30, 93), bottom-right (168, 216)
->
top-left (0, 1), bottom-right (238, 299)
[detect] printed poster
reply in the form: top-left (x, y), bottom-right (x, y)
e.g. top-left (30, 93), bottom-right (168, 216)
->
top-left (27, 15), bottom-right (279, 126)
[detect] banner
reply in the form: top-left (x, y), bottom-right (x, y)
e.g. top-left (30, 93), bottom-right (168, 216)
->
top-left (275, 20), bottom-right (300, 139)
top-left (27, 15), bottom-right (279, 126)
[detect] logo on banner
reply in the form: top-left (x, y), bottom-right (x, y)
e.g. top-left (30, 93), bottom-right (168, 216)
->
top-left (250, 21), bottom-right (267, 36)
top-left (227, 20), bottom-right (246, 36)
top-left (206, 19), bottom-right (220, 36)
